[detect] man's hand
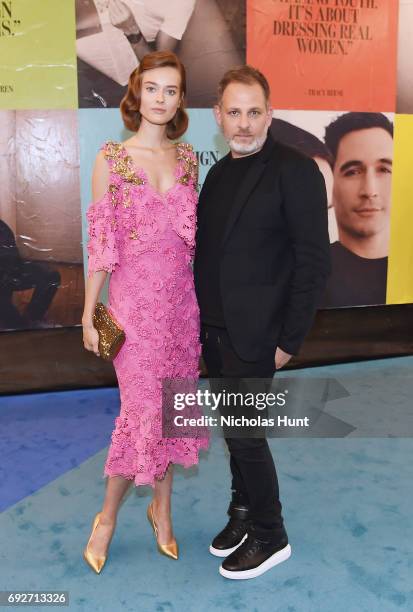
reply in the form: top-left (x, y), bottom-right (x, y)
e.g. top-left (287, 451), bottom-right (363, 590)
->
top-left (109, 0), bottom-right (140, 36)
top-left (274, 347), bottom-right (292, 370)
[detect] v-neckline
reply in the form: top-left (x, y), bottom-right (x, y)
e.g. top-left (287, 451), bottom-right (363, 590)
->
top-left (120, 142), bottom-right (182, 198)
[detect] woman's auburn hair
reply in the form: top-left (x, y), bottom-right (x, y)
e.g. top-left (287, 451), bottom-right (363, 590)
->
top-left (120, 51), bottom-right (189, 139)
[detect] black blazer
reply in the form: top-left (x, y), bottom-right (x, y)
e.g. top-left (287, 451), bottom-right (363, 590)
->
top-left (193, 133), bottom-right (331, 361)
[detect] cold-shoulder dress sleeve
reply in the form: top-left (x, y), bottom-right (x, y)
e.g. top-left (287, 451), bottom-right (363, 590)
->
top-left (86, 143), bottom-right (121, 277)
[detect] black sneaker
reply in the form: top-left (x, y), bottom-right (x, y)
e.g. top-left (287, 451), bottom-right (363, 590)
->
top-left (209, 503), bottom-right (249, 557)
top-left (219, 531), bottom-right (291, 579)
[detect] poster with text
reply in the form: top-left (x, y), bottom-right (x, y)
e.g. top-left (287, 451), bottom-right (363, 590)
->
top-left (0, 0), bottom-right (77, 110)
top-left (247, 0), bottom-right (399, 112)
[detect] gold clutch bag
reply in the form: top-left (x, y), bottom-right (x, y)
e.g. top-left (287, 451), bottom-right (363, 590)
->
top-left (93, 302), bottom-right (126, 361)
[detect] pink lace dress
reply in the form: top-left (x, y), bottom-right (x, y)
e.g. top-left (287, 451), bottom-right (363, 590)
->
top-left (86, 140), bottom-right (208, 486)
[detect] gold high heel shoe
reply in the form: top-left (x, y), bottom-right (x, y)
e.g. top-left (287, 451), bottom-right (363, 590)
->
top-left (147, 502), bottom-right (179, 560)
top-left (83, 512), bottom-right (113, 574)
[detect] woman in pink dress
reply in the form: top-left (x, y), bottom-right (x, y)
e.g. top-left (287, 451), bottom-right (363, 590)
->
top-left (81, 50), bottom-right (208, 573)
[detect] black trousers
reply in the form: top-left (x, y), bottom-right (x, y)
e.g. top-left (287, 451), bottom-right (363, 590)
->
top-left (201, 324), bottom-right (286, 541)
top-left (0, 261), bottom-right (60, 329)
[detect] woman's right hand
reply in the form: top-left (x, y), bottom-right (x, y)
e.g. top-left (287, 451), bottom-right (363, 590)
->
top-left (83, 325), bottom-right (100, 357)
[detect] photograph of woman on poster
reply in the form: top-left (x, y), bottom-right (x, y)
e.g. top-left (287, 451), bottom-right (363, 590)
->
top-left (76, 0), bottom-right (245, 108)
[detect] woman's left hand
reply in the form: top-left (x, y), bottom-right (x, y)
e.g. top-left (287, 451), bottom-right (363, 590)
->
top-left (108, 0), bottom-right (140, 36)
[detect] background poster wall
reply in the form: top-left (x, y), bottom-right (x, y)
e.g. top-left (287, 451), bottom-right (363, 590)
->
top-left (0, 0), bottom-right (412, 334)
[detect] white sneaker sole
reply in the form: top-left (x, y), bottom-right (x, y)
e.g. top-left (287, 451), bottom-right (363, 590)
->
top-left (219, 543), bottom-right (292, 579)
top-left (209, 534), bottom-right (248, 558)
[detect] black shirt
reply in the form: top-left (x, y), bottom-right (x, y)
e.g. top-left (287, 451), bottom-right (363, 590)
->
top-left (196, 147), bottom-right (263, 326)
top-left (322, 241), bottom-right (387, 307)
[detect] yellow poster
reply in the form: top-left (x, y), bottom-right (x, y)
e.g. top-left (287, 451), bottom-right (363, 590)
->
top-left (387, 114), bottom-right (413, 304)
top-left (0, 0), bottom-right (77, 109)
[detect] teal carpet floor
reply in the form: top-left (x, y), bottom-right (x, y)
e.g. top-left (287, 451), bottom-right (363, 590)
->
top-left (1, 357), bottom-right (412, 611)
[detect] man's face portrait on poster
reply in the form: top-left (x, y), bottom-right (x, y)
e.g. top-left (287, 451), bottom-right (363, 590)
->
top-left (332, 126), bottom-right (393, 255)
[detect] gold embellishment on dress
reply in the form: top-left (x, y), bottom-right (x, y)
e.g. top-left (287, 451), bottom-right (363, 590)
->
top-left (108, 184), bottom-right (119, 207)
top-left (104, 141), bottom-right (146, 185)
top-left (129, 228), bottom-right (138, 240)
top-left (123, 184), bottom-right (132, 208)
top-left (104, 141), bottom-right (123, 159)
top-left (176, 143), bottom-right (198, 186)
top-left (99, 230), bottom-right (107, 245)
top-left (113, 157), bottom-right (145, 185)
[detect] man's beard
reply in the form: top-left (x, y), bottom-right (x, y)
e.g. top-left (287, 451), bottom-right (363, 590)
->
top-left (226, 132), bottom-right (267, 155)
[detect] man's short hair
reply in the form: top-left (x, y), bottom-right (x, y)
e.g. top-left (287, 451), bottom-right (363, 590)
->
top-left (217, 65), bottom-right (270, 105)
top-left (324, 112), bottom-right (394, 167)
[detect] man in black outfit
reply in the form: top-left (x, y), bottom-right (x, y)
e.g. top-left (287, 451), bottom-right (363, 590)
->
top-left (193, 66), bottom-right (330, 579)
